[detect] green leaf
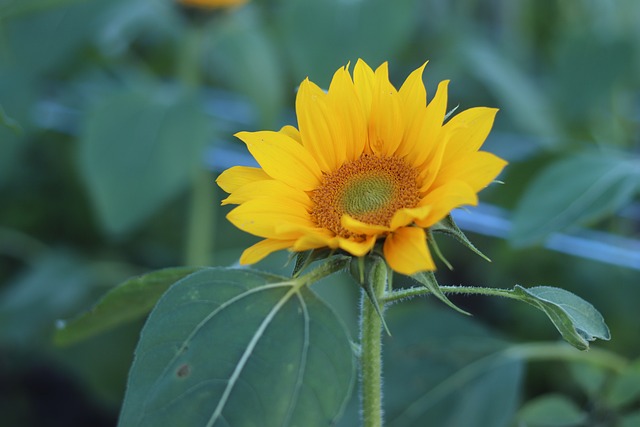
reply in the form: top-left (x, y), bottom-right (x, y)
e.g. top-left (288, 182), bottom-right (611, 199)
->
top-left (621, 411), bottom-right (640, 427)
top-left (517, 394), bottom-right (587, 427)
top-left (118, 268), bottom-right (355, 427)
top-left (0, 251), bottom-right (96, 347)
top-left (79, 85), bottom-right (211, 235)
top-left (431, 214), bottom-right (491, 262)
top-left (511, 152), bottom-right (640, 246)
top-left (54, 267), bottom-right (202, 346)
top-left (383, 302), bottom-right (523, 427)
top-left (607, 359), bottom-right (640, 408)
top-left (0, 103), bottom-right (22, 135)
top-left (463, 41), bottom-right (560, 143)
top-left (568, 362), bottom-right (607, 397)
top-left (206, 7), bottom-right (285, 127)
top-left (513, 286), bottom-right (610, 350)
top-left (411, 271), bottom-right (471, 316)
top-left (276, 0), bottom-right (417, 86)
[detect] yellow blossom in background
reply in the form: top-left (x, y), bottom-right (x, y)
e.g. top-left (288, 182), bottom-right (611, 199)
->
top-left (177, 0), bottom-right (248, 9)
top-left (217, 60), bottom-right (507, 275)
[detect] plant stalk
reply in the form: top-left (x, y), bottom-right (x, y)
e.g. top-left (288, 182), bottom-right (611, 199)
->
top-left (179, 24), bottom-right (215, 267)
top-left (360, 259), bottom-right (387, 427)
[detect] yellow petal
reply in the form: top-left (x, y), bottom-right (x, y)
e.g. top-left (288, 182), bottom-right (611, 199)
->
top-left (221, 179), bottom-right (311, 206)
top-left (417, 137), bottom-right (447, 193)
top-left (239, 238), bottom-right (295, 265)
top-left (279, 125), bottom-right (302, 144)
top-left (383, 227), bottom-right (435, 275)
top-left (327, 65), bottom-right (367, 161)
top-left (353, 59), bottom-right (375, 117)
top-left (415, 181), bottom-right (478, 228)
top-left (399, 62), bottom-right (428, 112)
top-left (296, 78), bottom-right (342, 172)
top-left (235, 130), bottom-right (322, 191)
top-left (369, 62), bottom-right (404, 157)
top-left (338, 235), bottom-right (377, 257)
top-left (442, 107), bottom-right (498, 163)
top-left (341, 214), bottom-right (390, 235)
top-left (216, 166), bottom-right (269, 194)
top-left (389, 205), bottom-right (432, 229)
top-left (434, 151), bottom-right (508, 192)
top-left (408, 80), bottom-right (450, 167)
top-left (293, 232), bottom-right (338, 252)
top-left (227, 198), bottom-right (315, 239)
top-left (396, 62), bottom-right (428, 158)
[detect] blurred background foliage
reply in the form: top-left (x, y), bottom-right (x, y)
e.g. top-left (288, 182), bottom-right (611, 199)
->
top-left (1, 0), bottom-right (639, 425)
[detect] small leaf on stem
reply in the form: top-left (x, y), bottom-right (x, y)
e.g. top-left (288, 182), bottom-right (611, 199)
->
top-left (513, 285), bottom-right (610, 350)
top-left (411, 271), bottom-right (471, 316)
top-left (431, 214), bottom-right (491, 262)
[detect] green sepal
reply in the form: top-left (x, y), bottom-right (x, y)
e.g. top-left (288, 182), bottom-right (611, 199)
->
top-left (411, 271), bottom-right (471, 316)
top-left (291, 248), bottom-right (333, 278)
top-left (431, 214), bottom-right (491, 262)
top-left (427, 229), bottom-right (454, 270)
top-left (513, 285), bottom-right (610, 351)
top-left (349, 256), bottom-right (391, 336)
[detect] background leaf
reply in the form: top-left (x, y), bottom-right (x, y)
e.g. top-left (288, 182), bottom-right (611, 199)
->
top-left (606, 359), bottom-right (640, 409)
top-left (381, 301), bottom-right (523, 427)
top-left (54, 266), bottom-right (202, 346)
top-left (514, 285), bottom-right (610, 350)
top-left (0, 103), bottom-right (22, 134)
top-left (517, 394), bottom-right (587, 427)
top-left (118, 267), bottom-right (355, 427)
top-left (78, 85), bottom-right (212, 235)
top-left (511, 151), bottom-right (640, 246)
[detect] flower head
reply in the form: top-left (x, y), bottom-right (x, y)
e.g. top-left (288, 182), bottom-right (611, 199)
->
top-left (217, 60), bottom-right (507, 275)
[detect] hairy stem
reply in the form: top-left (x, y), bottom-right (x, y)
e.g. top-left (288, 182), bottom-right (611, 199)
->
top-left (360, 259), bottom-right (387, 427)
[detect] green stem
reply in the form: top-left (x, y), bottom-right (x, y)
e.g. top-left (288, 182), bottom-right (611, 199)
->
top-left (185, 170), bottom-right (216, 266)
top-left (504, 342), bottom-right (628, 373)
top-left (179, 25), bottom-right (215, 267)
top-left (383, 284), bottom-right (518, 304)
top-left (299, 255), bottom-right (351, 285)
top-left (360, 259), bottom-right (387, 427)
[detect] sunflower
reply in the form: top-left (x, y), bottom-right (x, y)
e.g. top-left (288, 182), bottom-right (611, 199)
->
top-left (217, 60), bottom-right (507, 275)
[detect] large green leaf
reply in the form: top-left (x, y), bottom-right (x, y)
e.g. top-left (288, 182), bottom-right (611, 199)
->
top-left (79, 85), bottom-right (212, 235)
top-left (382, 302), bottom-right (523, 427)
top-left (54, 266), bottom-right (202, 346)
top-left (511, 152), bottom-right (640, 246)
top-left (118, 267), bottom-right (355, 427)
top-left (513, 286), bottom-right (610, 351)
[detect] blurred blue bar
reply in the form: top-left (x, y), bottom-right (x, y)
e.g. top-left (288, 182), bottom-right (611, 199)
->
top-left (33, 94), bottom-right (640, 271)
top-left (452, 204), bottom-right (640, 271)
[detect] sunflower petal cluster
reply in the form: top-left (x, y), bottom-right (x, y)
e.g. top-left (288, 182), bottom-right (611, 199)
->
top-left (217, 60), bottom-right (507, 275)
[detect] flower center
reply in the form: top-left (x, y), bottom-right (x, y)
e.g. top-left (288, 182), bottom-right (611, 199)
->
top-left (310, 155), bottom-right (420, 238)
